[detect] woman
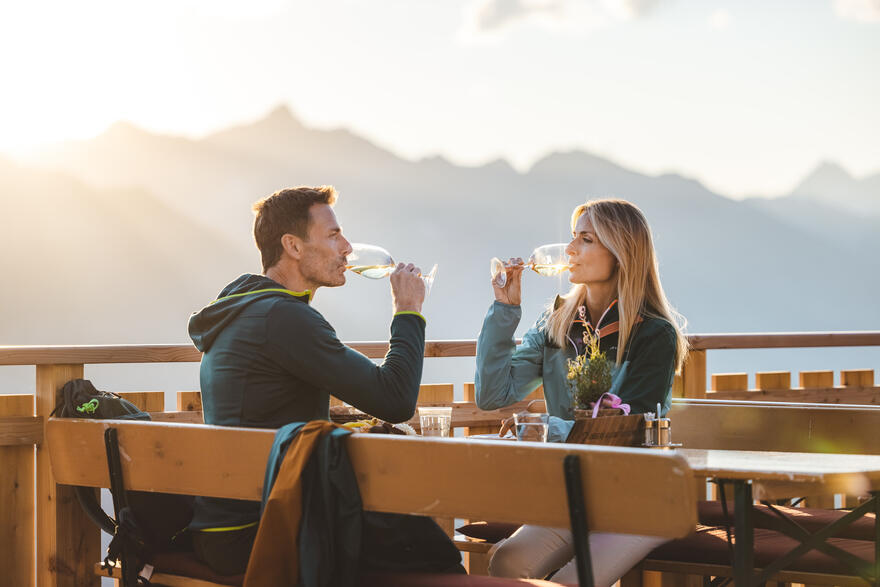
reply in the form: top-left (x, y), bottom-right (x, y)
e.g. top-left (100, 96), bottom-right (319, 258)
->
top-left (475, 198), bottom-right (688, 585)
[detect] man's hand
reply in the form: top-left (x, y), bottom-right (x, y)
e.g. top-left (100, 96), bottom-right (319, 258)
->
top-left (390, 263), bottom-right (425, 314)
top-left (492, 257), bottom-right (524, 306)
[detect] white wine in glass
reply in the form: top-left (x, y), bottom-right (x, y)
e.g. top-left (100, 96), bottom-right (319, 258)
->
top-left (491, 243), bottom-right (570, 287)
top-left (346, 243), bottom-right (438, 294)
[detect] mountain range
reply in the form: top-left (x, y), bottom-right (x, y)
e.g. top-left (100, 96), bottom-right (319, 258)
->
top-left (3, 105), bottom-right (878, 351)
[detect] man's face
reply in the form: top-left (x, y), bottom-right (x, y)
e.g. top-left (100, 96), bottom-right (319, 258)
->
top-left (298, 204), bottom-right (352, 289)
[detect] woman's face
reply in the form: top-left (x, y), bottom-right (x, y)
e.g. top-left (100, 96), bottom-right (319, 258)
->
top-left (566, 214), bottom-right (618, 286)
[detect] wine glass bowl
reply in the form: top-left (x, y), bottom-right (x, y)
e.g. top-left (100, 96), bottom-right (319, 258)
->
top-left (491, 243), bottom-right (570, 287)
top-left (346, 243), bottom-right (437, 294)
top-left (346, 243), bottom-right (396, 278)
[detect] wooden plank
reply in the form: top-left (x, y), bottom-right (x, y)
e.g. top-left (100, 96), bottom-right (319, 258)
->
top-left (465, 551), bottom-right (490, 576)
top-left (705, 387), bottom-right (880, 405)
top-left (801, 494), bottom-right (836, 509)
top-left (710, 373), bottom-right (748, 392)
top-left (36, 364), bottom-right (99, 587)
top-left (150, 411), bottom-right (204, 424)
top-left (841, 368), bottom-right (874, 387)
top-left (687, 332), bottom-right (880, 350)
top-left (46, 419), bottom-right (697, 538)
top-left (671, 373), bottom-right (684, 398)
top-left (2, 332), bottom-right (879, 367)
top-left (0, 415), bottom-right (42, 446)
top-left (681, 350), bottom-right (706, 399)
top-left (424, 340), bottom-right (478, 358)
top-left (462, 383), bottom-right (496, 436)
top-left (755, 371), bottom-right (791, 391)
top-left (417, 383), bottom-right (454, 404)
top-left (799, 371), bottom-right (833, 389)
top-left (0, 345), bottom-right (202, 366)
top-left (117, 391), bottom-right (164, 412)
top-left (670, 399), bottom-right (880, 455)
top-left (0, 340), bottom-right (477, 366)
top-left (176, 391), bottom-right (202, 412)
top-left (1, 395), bottom-right (35, 587)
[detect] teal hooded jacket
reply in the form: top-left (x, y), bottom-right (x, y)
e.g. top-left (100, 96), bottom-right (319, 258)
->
top-left (187, 273), bottom-right (426, 529)
top-left (475, 299), bottom-right (676, 441)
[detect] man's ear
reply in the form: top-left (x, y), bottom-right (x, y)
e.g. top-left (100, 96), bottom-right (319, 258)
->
top-left (281, 233), bottom-right (305, 260)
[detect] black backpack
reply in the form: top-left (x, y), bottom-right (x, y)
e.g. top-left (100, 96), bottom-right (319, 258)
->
top-left (52, 378), bottom-right (151, 421)
top-left (53, 379), bottom-right (194, 586)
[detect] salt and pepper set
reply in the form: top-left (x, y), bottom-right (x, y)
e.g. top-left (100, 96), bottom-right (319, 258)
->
top-left (643, 402), bottom-right (679, 448)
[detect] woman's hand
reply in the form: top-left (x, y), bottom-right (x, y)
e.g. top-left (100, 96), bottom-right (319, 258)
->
top-left (492, 257), bottom-right (524, 305)
top-left (499, 416), bottom-right (515, 437)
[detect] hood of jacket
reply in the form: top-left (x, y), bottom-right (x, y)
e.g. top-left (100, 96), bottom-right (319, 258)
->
top-left (188, 274), bottom-right (312, 352)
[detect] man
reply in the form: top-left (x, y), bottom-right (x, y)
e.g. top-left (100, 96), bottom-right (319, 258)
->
top-left (187, 186), bottom-right (426, 575)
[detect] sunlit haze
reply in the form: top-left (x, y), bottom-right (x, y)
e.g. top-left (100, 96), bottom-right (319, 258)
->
top-left (1, 0), bottom-right (878, 197)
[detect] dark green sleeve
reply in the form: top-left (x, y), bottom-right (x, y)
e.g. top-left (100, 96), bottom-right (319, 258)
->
top-left (265, 305), bottom-right (426, 423)
top-left (614, 321), bottom-right (677, 416)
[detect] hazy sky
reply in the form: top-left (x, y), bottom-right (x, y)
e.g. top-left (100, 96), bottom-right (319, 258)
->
top-left (1, 0), bottom-right (878, 197)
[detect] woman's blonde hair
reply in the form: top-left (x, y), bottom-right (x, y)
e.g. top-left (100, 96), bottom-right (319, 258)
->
top-left (545, 199), bottom-right (688, 370)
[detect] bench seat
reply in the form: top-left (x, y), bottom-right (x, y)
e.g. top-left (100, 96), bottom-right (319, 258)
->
top-left (697, 500), bottom-right (876, 540)
top-left (97, 555), bottom-right (243, 587)
top-left (648, 524), bottom-right (874, 575)
top-left (97, 557), bottom-right (574, 586)
top-left (454, 525), bottom-right (874, 585)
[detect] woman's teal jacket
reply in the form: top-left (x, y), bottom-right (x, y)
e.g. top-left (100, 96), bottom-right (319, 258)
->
top-left (475, 299), bottom-right (677, 441)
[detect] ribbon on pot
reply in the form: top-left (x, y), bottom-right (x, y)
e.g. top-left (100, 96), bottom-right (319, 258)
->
top-left (591, 392), bottom-right (631, 418)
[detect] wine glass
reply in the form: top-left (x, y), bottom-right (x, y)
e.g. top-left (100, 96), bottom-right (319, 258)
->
top-left (490, 243), bottom-right (570, 287)
top-left (346, 243), bottom-right (438, 294)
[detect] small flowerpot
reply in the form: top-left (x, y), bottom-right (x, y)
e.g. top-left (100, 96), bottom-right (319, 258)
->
top-left (566, 409), bottom-right (645, 446)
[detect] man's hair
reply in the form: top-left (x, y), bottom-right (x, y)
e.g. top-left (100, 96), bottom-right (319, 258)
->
top-left (252, 186), bottom-right (338, 272)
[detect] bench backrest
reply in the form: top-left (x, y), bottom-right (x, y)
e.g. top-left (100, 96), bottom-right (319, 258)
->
top-left (670, 398), bottom-right (880, 454)
top-left (46, 418), bottom-right (697, 538)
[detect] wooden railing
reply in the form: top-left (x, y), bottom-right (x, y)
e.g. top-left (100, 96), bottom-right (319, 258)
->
top-left (1, 331), bottom-right (879, 586)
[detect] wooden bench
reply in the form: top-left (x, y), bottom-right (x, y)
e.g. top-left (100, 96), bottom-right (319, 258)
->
top-left (46, 417), bottom-right (698, 586)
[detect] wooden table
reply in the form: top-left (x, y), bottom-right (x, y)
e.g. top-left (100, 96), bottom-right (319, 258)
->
top-left (679, 448), bottom-right (880, 586)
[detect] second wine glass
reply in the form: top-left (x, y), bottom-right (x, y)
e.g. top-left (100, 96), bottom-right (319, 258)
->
top-left (346, 243), bottom-right (438, 294)
top-left (490, 243), bottom-right (570, 287)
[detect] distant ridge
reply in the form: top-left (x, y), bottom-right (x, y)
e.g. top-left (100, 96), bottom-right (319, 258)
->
top-left (4, 104), bottom-right (877, 345)
top-left (785, 160), bottom-right (880, 216)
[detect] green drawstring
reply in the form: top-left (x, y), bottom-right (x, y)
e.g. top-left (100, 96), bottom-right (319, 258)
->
top-left (76, 398), bottom-right (99, 414)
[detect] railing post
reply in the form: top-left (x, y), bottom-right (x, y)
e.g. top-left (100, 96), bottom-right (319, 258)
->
top-left (1, 394), bottom-right (36, 587)
top-left (35, 364), bottom-right (99, 587)
top-left (681, 349), bottom-right (707, 400)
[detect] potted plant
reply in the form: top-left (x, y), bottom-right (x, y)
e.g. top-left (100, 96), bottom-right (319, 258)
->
top-left (565, 308), bottom-right (644, 446)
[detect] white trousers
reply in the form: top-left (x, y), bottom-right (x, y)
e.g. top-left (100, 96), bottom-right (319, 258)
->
top-left (488, 524), bottom-right (668, 587)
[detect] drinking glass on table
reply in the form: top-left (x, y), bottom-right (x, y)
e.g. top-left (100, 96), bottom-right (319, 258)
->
top-left (346, 243), bottom-right (438, 294)
top-left (490, 243), bottom-right (570, 287)
top-left (418, 406), bottom-right (452, 437)
top-left (513, 412), bottom-right (549, 442)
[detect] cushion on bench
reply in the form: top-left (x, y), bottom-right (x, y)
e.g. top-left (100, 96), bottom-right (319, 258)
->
top-left (698, 501), bottom-right (877, 542)
top-left (147, 553), bottom-right (576, 586)
top-left (647, 525), bottom-right (874, 575)
top-left (456, 522), bottom-right (523, 543)
top-left (459, 502), bottom-right (878, 547)
top-left (359, 571), bottom-right (574, 586)
top-left (150, 551), bottom-right (244, 586)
